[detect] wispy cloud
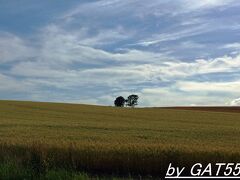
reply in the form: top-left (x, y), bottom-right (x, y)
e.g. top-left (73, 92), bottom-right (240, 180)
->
top-left (182, 0), bottom-right (238, 11)
top-left (223, 43), bottom-right (240, 50)
top-left (135, 24), bottom-right (210, 46)
top-left (2, 23), bottom-right (240, 105)
top-left (0, 0), bottom-right (240, 106)
top-left (0, 32), bottom-right (35, 63)
top-left (177, 81), bottom-right (240, 93)
top-left (0, 73), bottom-right (33, 92)
top-left (229, 98), bottom-right (240, 105)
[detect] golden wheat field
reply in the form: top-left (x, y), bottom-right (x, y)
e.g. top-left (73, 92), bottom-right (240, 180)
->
top-left (0, 100), bottom-right (240, 178)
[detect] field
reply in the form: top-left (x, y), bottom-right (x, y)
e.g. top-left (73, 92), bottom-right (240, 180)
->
top-left (0, 100), bottom-right (240, 179)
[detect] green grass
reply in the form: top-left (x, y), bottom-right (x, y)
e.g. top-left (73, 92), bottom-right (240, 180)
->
top-left (0, 160), bottom-right (93, 180)
top-left (0, 100), bottom-right (240, 178)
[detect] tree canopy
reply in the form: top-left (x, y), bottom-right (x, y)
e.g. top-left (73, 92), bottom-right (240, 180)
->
top-left (126, 94), bottom-right (139, 107)
top-left (114, 96), bottom-right (125, 107)
top-left (114, 94), bottom-right (139, 107)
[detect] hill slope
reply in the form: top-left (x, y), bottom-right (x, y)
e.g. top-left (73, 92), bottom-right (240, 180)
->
top-left (0, 100), bottom-right (239, 150)
top-left (165, 106), bottom-right (240, 113)
top-left (0, 100), bottom-right (240, 177)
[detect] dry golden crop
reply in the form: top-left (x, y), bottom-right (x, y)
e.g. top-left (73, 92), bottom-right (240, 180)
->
top-left (0, 100), bottom-right (239, 178)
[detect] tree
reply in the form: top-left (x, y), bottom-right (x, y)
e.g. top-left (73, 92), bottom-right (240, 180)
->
top-left (114, 96), bottom-right (125, 107)
top-left (126, 94), bottom-right (139, 107)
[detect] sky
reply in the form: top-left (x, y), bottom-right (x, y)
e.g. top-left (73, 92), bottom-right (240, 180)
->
top-left (0, 0), bottom-right (240, 106)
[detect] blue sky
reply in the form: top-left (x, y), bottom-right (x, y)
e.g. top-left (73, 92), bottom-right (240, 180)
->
top-left (0, 0), bottom-right (240, 106)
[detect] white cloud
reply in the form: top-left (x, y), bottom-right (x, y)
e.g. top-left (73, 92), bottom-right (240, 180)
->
top-left (223, 43), bottom-right (240, 50)
top-left (139, 86), bottom-right (231, 106)
top-left (0, 73), bottom-right (33, 92)
top-left (62, 0), bottom-right (239, 21)
top-left (136, 24), bottom-right (209, 46)
top-left (62, 0), bottom-right (176, 22)
top-left (160, 54), bottom-right (240, 79)
top-left (1, 0), bottom-right (240, 106)
top-left (183, 0), bottom-right (236, 10)
top-left (229, 98), bottom-right (240, 105)
top-left (180, 41), bottom-right (205, 49)
top-left (0, 32), bottom-right (35, 63)
top-left (177, 81), bottom-right (240, 94)
top-left (7, 29), bottom-right (240, 93)
top-left (10, 61), bottom-right (77, 78)
top-left (32, 24), bottom-right (168, 66)
top-left (2, 24), bottom-right (239, 94)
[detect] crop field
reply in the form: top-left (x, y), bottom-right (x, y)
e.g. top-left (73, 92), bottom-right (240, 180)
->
top-left (0, 100), bottom-right (240, 179)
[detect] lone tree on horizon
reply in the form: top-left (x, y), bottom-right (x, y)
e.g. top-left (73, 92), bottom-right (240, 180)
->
top-left (126, 94), bottom-right (139, 107)
top-left (114, 96), bottom-right (125, 107)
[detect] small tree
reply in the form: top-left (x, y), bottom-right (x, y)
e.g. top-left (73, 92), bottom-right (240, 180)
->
top-left (114, 96), bottom-right (125, 107)
top-left (126, 94), bottom-right (139, 107)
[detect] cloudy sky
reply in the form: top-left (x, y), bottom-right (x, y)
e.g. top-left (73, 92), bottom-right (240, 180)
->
top-left (0, 0), bottom-right (240, 106)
